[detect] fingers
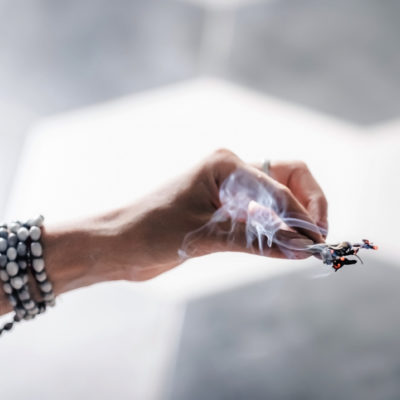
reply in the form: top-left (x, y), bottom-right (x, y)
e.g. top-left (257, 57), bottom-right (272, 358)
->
top-left (212, 204), bottom-right (314, 259)
top-left (244, 165), bottom-right (325, 244)
top-left (252, 160), bottom-right (328, 238)
top-left (247, 201), bottom-right (315, 258)
top-left (306, 195), bottom-right (328, 237)
top-left (203, 152), bottom-right (325, 253)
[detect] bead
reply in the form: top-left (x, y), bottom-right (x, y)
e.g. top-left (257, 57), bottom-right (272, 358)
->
top-left (19, 260), bottom-right (27, 270)
top-left (28, 307), bottom-right (39, 316)
top-left (24, 314), bottom-right (34, 320)
top-left (17, 227), bottom-right (29, 242)
top-left (13, 314), bottom-right (22, 322)
top-left (10, 276), bottom-right (23, 290)
top-left (0, 238), bottom-right (7, 252)
top-left (31, 242), bottom-right (42, 257)
top-left (48, 299), bottom-right (56, 307)
top-left (40, 281), bottom-right (52, 293)
top-left (7, 233), bottom-right (17, 247)
top-left (9, 222), bottom-right (20, 234)
top-left (22, 274), bottom-right (28, 285)
top-left (18, 289), bottom-right (30, 301)
top-left (0, 270), bottom-right (8, 282)
top-left (27, 215), bottom-right (44, 228)
top-left (35, 271), bottom-right (47, 282)
top-left (22, 300), bottom-right (35, 310)
top-left (36, 215), bottom-right (44, 227)
top-left (43, 292), bottom-right (55, 302)
top-left (4, 322), bottom-right (13, 331)
top-left (29, 226), bottom-right (41, 241)
top-left (15, 308), bottom-right (26, 319)
top-left (6, 247), bottom-right (17, 261)
top-left (32, 258), bottom-right (44, 273)
top-left (6, 261), bottom-right (18, 277)
top-left (8, 295), bottom-right (17, 307)
top-left (17, 242), bottom-right (27, 257)
top-left (3, 283), bottom-right (12, 294)
top-left (0, 228), bottom-right (8, 239)
top-left (0, 254), bottom-right (7, 267)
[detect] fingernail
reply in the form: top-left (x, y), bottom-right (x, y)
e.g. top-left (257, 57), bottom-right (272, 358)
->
top-left (287, 238), bottom-right (314, 250)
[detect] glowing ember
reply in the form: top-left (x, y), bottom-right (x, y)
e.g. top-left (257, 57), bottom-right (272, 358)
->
top-left (307, 239), bottom-right (378, 271)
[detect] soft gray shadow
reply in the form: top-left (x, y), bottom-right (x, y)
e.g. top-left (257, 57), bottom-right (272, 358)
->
top-left (169, 258), bottom-right (400, 400)
top-left (0, 0), bottom-right (204, 115)
top-left (225, 0), bottom-right (400, 125)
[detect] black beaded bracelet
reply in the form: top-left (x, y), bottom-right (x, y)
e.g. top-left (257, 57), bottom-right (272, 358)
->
top-left (0, 216), bottom-right (55, 336)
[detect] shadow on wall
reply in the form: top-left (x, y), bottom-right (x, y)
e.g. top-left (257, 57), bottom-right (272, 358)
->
top-left (225, 0), bottom-right (400, 125)
top-left (0, 0), bottom-right (204, 219)
top-left (2, 0), bottom-right (400, 124)
top-left (0, 0), bottom-right (204, 115)
top-left (1, 0), bottom-right (400, 218)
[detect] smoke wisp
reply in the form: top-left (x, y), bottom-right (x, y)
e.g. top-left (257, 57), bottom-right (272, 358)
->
top-left (179, 168), bottom-right (324, 259)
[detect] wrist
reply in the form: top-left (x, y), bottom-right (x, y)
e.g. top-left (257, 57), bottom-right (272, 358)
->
top-left (42, 215), bottom-right (126, 296)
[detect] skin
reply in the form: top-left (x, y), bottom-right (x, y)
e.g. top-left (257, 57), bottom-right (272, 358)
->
top-left (0, 149), bottom-right (328, 316)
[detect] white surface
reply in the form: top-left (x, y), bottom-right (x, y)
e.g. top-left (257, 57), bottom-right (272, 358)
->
top-left (0, 98), bottom-right (36, 219)
top-left (1, 283), bottom-right (184, 400)
top-left (2, 77), bottom-right (398, 399)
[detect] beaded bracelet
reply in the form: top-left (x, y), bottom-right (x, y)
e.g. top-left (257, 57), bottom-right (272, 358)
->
top-left (0, 216), bottom-right (56, 336)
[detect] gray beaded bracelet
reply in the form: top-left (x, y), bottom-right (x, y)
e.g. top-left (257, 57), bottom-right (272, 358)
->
top-left (0, 215), bottom-right (56, 336)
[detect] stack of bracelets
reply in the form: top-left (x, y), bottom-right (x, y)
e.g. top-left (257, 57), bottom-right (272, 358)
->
top-left (0, 215), bottom-right (55, 336)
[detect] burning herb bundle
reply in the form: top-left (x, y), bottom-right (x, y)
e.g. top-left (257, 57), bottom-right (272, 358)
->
top-left (180, 169), bottom-right (378, 270)
top-left (307, 239), bottom-right (378, 271)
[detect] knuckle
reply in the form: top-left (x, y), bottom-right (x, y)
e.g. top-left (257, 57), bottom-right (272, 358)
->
top-left (293, 160), bottom-right (308, 171)
top-left (208, 148), bottom-right (239, 170)
top-left (320, 196), bottom-right (328, 209)
top-left (314, 193), bottom-right (328, 209)
top-left (213, 148), bottom-right (236, 158)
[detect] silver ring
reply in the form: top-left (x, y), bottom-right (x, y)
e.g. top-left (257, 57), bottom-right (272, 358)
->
top-left (261, 159), bottom-right (271, 176)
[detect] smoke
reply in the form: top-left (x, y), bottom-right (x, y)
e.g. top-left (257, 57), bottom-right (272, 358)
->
top-left (179, 168), bottom-right (324, 260)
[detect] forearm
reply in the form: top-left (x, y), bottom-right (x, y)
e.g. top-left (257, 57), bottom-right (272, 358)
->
top-left (42, 220), bottom-right (124, 296)
top-left (0, 206), bottom-right (145, 317)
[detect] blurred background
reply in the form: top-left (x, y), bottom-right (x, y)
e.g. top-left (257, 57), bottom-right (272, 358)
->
top-left (1, 0), bottom-right (400, 399)
top-left (2, 0), bottom-right (400, 218)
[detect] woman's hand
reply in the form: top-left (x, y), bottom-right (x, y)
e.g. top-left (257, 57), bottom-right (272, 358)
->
top-left (41, 149), bottom-right (328, 299)
top-left (102, 149), bottom-right (327, 281)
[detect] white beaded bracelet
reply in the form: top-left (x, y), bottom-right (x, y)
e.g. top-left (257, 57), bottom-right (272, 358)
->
top-left (0, 215), bottom-right (55, 336)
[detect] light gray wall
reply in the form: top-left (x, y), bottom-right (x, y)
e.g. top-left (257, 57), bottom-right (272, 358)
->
top-left (1, 0), bottom-right (400, 215)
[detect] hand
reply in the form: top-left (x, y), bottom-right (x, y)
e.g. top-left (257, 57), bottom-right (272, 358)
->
top-left (41, 149), bottom-right (327, 299)
top-left (1, 149), bottom-right (329, 316)
top-left (110, 149), bottom-right (326, 280)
